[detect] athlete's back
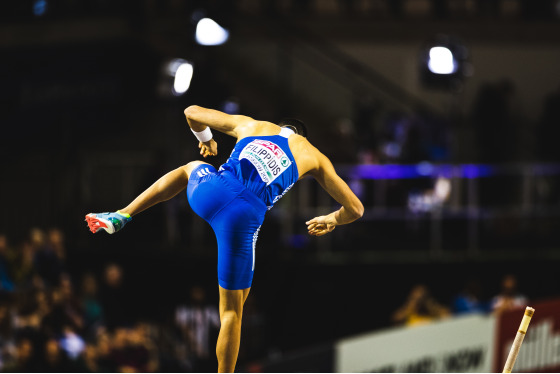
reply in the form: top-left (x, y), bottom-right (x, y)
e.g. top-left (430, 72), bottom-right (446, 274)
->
top-left (219, 127), bottom-right (298, 209)
top-left (185, 105), bottom-right (364, 236)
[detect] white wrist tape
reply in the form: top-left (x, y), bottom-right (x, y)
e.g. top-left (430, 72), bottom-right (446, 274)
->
top-left (191, 127), bottom-right (213, 142)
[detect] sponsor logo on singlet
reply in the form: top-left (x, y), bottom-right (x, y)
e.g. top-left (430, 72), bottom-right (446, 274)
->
top-left (239, 139), bottom-right (291, 185)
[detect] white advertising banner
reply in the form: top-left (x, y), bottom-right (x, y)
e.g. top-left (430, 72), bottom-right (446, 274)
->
top-left (336, 315), bottom-right (496, 373)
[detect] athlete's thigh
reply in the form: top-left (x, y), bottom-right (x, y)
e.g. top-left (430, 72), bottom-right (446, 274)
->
top-left (186, 164), bottom-right (233, 222)
top-left (184, 160), bottom-right (212, 179)
top-left (218, 285), bottom-right (250, 315)
top-left (212, 194), bottom-right (266, 291)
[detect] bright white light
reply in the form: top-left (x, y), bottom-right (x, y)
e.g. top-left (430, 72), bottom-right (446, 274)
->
top-left (428, 46), bottom-right (457, 75)
top-left (434, 177), bottom-right (451, 201)
top-left (173, 63), bottom-right (194, 95)
top-left (167, 58), bottom-right (188, 76)
top-left (59, 332), bottom-right (85, 359)
top-left (195, 18), bottom-right (229, 46)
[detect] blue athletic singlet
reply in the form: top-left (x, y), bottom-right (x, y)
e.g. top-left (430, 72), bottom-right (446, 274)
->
top-left (219, 128), bottom-right (299, 209)
top-left (186, 128), bottom-right (299, 290)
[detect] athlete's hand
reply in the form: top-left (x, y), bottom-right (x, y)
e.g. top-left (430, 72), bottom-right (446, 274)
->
top-left (306, 215), bottom-right (336, 236)
top-left (199, 139), bottom-right (218, 158)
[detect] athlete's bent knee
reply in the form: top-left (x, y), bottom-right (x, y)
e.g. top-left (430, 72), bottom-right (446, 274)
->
top-left (184, 161), bottom-right (210, 179)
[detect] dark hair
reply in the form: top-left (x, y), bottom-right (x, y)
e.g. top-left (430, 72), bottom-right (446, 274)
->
top-left (278, 118), bottom-right (308, 138)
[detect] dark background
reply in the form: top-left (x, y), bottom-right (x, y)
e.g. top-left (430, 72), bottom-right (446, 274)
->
top-left (1, 0), bottom-right (560, 372)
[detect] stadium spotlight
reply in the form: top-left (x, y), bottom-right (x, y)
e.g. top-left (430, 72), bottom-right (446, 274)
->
top-left (420, 35), bottom-right (471, 90)
top-left (172, 62), bottom-right (194, 96)
top-left (164, 58), bottom-right (194, 96)
top-left (195, 18), bottom-right (229, 46)
top-left (428, 47), bottom-right (457, 75)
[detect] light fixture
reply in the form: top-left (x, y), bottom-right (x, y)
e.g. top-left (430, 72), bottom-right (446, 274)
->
top-left (428, 47), bottom-right (457, 75)
top-left (420, 35), bottom-right (471, 90)
top-left (165, 58), bottom-right (194, 96)
top-left (157, 58), bottom-right (195, 98)
top-left (195, 18), bottom-right (229, 46)
top-left (172, 63), bottom-right (194, 95)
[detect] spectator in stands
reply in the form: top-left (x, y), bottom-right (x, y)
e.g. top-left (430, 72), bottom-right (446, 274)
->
top-left (82, 343), bottom-right (99, 372)
top-left (9, 337), bottom-right (37, 372)
top-left (42, 336), bottom-right (76, 372)
top-left (0, 302), bottom-right (15, 370)
top-left (81, 272), bottom-right (104, 335)
top-left (175, 285), bottom-right (220, 372)
top-left (13, 290), bottom-right (43, 341)
top-left (452, 278), bottom-right (489, 315)
top-left (107, 326), bottom-right (154, 372)
top-left (32, 228), bottom-right (64, 287)
top-left (59, 326), bottom-right (86, 360)
top-left (392, 284), bottom-right (450, 327)
top-left (0, 234), bottom-right (15, 293)
top-left (11, 241), bottom-right (35, 288)
top-left (95, 328), bottom-right (116, 372)
top-left (42, 275), bottom-right (83, 335)
top-left (100, 263), bottom-right (131, 329)
top-left (47, 228), bottom-right (66, 263)
top-left (0, 302), bottom-right (13, 339)
top-left (129, 323), bottom-right (159, 372)
top-left (492, 274), bottom-right (527, 314)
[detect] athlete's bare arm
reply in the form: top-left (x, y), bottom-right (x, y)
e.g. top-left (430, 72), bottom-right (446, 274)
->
top-left (184, 105), bottom-right (279, 157)
top-left (185, 105), bottom-right (248, 158)
top-left (290, 139), bottom-right (364, 236)
top-left (184, 105), bottom-right (255, 136)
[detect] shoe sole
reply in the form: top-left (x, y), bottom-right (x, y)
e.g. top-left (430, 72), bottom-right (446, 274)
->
top-left (85, 214), bottom-right (115, 234)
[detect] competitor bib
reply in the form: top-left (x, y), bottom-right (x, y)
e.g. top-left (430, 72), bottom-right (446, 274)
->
top-left (239, 139), bottom-right (292, 185)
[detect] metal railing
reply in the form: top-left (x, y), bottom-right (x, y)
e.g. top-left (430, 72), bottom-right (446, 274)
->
top-left (270, 163), bottom-right (560, 262)
top-left (75, 155), bottom-right (560, 261)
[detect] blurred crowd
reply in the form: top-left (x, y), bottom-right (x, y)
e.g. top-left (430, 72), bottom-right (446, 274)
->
top-left (0, 229), bottom-right (267, 373)
top-left (334, 80), bottom-right (560, 166)
top-left (0, 229), bottom-right (157, 372)
top-left (392, 274), bottom-right (528, 327)
top-left (0, 229), bottom-right (539, 371)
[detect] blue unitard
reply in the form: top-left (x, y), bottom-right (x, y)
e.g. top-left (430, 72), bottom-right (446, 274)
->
top-left (186, 128), bottom-right (299, 290)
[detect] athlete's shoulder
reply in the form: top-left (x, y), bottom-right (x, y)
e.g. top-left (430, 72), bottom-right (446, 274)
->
top-left (291, 135), bottom-right (322, 157)
top-left (236, 120), bottom-right (280, 139)
top-left (288, 136), bottom-right (326, 177)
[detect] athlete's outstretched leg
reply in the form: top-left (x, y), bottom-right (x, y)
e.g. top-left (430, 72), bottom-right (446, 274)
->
top-left (86, 161), bottom-right (209, 233)
top-left (120, 161), bottom-right (208, 216)
top-left (216, 285), bottom-right (250, 373)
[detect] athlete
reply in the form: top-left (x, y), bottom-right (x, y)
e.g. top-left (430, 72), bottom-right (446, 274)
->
top-left (85, 105), bottom-right (364, 373)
